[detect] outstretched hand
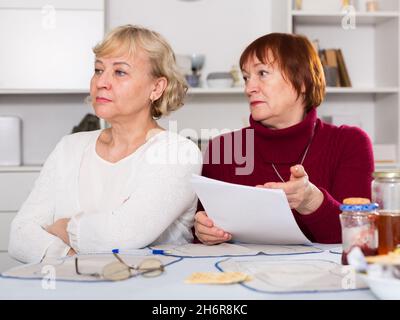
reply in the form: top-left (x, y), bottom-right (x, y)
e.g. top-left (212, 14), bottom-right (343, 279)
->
top-left (256, 165), bottom-right (324, 215)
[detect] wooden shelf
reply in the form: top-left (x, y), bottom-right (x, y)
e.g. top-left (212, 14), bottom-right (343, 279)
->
top-left (326, 87), bottom-right (399, 94)
top-left (1, 87), bottom-right (397, 95)
top-left (0, 88), bottom-right (245, 95)
top-left (188, 87), bottom-right (244, 95)
top-left (0, 166), bottom-right (42, 172)
top-left (375, 163), bottom-right (400, 170)
top-left (0, 89), bottom-right (89, 94)
top-left (189, 87), bottom-right (398, 95)
top-left (292, 10), bottom-right (399, 25)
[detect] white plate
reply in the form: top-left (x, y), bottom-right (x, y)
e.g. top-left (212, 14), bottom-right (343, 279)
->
top-left (361, 274), bottom-right (400, 299)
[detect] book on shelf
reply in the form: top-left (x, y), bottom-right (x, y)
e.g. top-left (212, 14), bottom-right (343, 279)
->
top-left (319, 48), bottom-right (352, 87)
top-left (336, 49), bottom-right (352, 87)
top-left (324, 49), bottom-right (341, 87)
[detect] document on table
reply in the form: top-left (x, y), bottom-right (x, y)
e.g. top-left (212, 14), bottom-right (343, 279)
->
top-left (217, 258), bottom-right (367, 293)
top-left (151, 243), bottom-right (322, 257)
top-left (191, 174), bottom-right (311, 245)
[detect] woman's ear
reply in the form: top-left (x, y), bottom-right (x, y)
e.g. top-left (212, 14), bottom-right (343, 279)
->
top-left (151, 77), bottom-right (168, 101)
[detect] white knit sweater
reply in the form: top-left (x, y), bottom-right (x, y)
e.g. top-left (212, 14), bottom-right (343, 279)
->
top-left (8, 130), bottom-right (202, 263)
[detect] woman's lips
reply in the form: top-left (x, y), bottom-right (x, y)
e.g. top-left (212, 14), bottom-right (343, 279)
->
top-left (250, 101), bottom-right (264, 107)
top-left (96, 97), bottom-right (112, 103)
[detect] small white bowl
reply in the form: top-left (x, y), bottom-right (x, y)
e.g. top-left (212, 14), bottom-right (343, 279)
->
top-left (207, 78), bottom-right (233, 88)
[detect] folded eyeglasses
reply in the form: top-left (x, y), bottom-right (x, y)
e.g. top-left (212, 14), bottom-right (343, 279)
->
top-left (74, 253), bottom-right (164, 281)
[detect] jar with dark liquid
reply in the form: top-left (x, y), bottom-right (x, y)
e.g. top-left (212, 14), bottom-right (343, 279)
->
top-left (340, 203), bottom-right (378, 265)
top-left (376, 210), bottom-right (400, 255)
top-left (372, 171), bottom-right (400, 254)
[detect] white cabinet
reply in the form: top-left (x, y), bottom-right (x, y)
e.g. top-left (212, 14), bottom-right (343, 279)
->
top-left (0, 0), bottom-right (104, 91)
top-left (0, 0), bottom-right (105, 166)
top-left (288, 0), bottom-right (400, 166)
top-left (0, 168), bottom-right (40, 250)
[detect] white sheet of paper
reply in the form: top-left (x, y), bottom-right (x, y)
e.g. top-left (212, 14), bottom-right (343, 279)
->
top-left (151, 243), bottom-right (321, 257)
top-left (218, 258), bottom-right (367, 292)
top-left (191, 174), bottom-right (311, 245)
top-left (151, 243), bottom-right (259, 257)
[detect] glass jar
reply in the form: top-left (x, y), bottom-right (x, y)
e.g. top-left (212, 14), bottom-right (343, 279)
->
top-left (340, 203), bottom-right (378, 265)
top-left (372, 171), bottom-right (400, 210)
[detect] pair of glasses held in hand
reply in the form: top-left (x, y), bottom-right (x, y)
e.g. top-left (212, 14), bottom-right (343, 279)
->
top-left (74, 253), bottom-right (164, 281)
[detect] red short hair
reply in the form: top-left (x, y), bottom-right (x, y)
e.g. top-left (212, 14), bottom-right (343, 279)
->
top-left (240, 33), bottom-right (325, 112)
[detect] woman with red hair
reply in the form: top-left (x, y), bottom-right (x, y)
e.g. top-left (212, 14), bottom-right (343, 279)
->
top-left (194, 33), bottom-right (374, 245)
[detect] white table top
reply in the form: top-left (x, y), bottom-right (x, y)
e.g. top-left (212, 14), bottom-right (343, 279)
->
top-left (0, 245), bottom-right (376, 300)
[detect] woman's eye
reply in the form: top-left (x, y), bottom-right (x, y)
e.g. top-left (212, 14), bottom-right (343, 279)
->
top-left (259, 70), bottom-right (269, 77)
top-left (242, 76), bottom-right (249, 82)
top-left (94, 68), bottom-right (103, 75)
top-left (115, 70), bottom-right (127, 76)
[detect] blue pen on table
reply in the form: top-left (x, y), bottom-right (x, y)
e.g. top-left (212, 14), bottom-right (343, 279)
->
top-left (112, 248), bottom-right (172, 255)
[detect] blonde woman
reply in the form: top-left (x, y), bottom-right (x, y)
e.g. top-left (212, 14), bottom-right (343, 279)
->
top-left (9, 25), bottom-right (202, 263)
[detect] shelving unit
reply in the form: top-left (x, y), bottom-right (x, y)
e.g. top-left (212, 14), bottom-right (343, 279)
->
top-left (291, 10), bottom-right (399, 25)
top-left (2, 86), bottom-right (397, 96)
top-left (188, 87), bottom-right (244, 95)
top-left (288, 0), bottom-right (400, 166)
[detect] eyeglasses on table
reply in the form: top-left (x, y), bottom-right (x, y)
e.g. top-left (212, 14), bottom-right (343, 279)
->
top-left (74, 253), bottom-right (165, 281)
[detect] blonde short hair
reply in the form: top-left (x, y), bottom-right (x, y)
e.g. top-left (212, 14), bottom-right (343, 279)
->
top-left (93, 25), bottom-right (188, 118)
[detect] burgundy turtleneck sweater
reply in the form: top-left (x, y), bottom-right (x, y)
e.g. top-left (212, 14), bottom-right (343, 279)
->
top-left (199, 108), bottom-right (374, 244)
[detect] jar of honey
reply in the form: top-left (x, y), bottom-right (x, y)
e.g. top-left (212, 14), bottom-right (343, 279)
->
top-left (376, 211), bottom-right (400, 255)
top-left (372, 171), bottom-right (400, 254)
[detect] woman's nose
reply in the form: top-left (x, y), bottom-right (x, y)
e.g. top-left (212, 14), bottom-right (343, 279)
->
top-left (95, 71), bottom-right (112, 90)
top-left (245, 77), bottom-right (259, 96)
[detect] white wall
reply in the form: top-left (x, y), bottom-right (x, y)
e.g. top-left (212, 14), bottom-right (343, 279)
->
top-left (106, 0), bottom-right (277, 140)
top-left (1, 0), bottom-right (288, 164)
top-left (106, 0), bottom-right (272, 80)
top-left (0, 0), bottom-right (104, 165)
top-left (0, 9), bottom-right (103, 89)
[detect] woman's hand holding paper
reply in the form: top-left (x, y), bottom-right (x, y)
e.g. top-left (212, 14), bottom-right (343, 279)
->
top-left (194, 211), bottom-right (232, 245)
